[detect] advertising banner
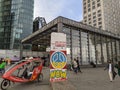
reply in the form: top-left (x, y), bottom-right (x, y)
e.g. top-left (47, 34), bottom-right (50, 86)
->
top-left (50, 32), bottom-right (67, 82)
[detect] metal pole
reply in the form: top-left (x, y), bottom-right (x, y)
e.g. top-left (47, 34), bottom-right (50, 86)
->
top-left (20, 43), bottom-right (23, 60)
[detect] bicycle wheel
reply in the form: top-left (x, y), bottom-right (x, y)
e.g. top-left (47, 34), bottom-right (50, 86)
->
top-left (1, 79), bottom-right (10, 90)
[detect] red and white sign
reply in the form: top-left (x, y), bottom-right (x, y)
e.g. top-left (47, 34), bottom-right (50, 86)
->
top-left (51, 33), bottom-right (66, 51)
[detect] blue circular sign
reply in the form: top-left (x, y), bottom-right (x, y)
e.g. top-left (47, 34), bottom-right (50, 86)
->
top-left (51, 51), bottom-right (67, 69)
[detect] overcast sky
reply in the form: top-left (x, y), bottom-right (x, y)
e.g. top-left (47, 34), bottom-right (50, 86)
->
top-left (34, 0), bottom-right (83, 23)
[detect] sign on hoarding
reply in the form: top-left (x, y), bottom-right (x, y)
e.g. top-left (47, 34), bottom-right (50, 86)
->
top-left (50, 32), bottom-right (67, 82)
top-left (51, 32), bottom-right (66, 51)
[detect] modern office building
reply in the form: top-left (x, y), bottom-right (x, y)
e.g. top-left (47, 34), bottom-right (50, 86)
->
top-left (0, 0), bottom-right (34, 49)
top-left (83, 0), bottom-right (120, 34)
top-left (22, 16), bottom-right (120, 65)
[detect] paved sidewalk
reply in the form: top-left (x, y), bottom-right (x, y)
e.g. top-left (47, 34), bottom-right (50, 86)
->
top-left (1, 67), bottom-right (120, 90)
top-left (51, 80), bottom-right (76, 90)
top-left (67, 67), bottom-right (120, 90)
top-left (40, 67), bottom-right (120, 90)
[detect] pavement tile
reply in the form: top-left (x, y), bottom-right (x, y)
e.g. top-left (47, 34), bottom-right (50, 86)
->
top-left (51, 80), bottom-right (77, 90)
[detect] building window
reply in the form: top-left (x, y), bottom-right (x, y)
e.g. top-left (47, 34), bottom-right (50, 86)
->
top-left (106, 38), bottom-right (112, 60)
top-left (93, 16), bottom-right (96, 19)
top-left (88, 18), bottom-right (91, 20)
top-left (71, 29), bottom-right (80, 61)
top-left (88, 0), bottom-right (90, 3)
top-left (98, 10), bottom-right (101, 13)
top-left (98, 14), bottom-right (101, 17)
top-left (92, 6), bottom-right (95, 9)
top-left (97, 3), bottom-right (101, 7)
top-left (88, 8), bottom-right (91, 12)
top-left (89, 22), bottom-right (91, 24)
top-left (116, 40), bottom-right (120, 61)
top-left (84, 2), bottom-right (86, 6)
top-left (84, 6), bottom-right (86, 10)
top-left (98, 22), bottom-right (102, 25)
top-left (84, 20), bottom-right (87, 22)
top-left (93, 24), bottom-right (96, 26)
top-left (81, 31), bottom-right (89, 65)
top-left (93, 20), bottom-right (96, 23)
top-left (101, 36), bottom-right (107, 63)
top-left (88, 14), bottom-right (91, 17)
top-left (92, 1), bottom-right (95, 5)
top-left (98, 18), bottom-right (101, 21)
top-left (88, 4), bottom-right (90, 8)
top-left (89, 33), bottom-right (96, 63)
top-left (84, 16), bottom-right (87, 19)
top-left (84, 10), bottom-right (86, 13)
top-left (95, 34), bottom-right (102, 64)
top-left (99, 26), bottom-right (102, 28)
top-left (97, 0), bottom-right (100, 2)
top-left (93, 12), bottom-right (96, 15)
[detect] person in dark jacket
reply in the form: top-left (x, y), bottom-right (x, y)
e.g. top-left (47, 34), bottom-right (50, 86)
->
top-left (73, 58), bottom-right (78, 74)
top-left (115, 61), bottom-right (120, 76)
top-left (76, 57), bottom-right (82, 73)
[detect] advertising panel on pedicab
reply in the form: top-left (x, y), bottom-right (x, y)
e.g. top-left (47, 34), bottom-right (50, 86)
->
top-left (50, 32), bottom-right (67, 82)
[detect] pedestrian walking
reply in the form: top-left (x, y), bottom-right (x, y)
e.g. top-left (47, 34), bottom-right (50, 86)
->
top-left (76, 57), bottom-right (82, 73)
top-left (115, 61), bottom-right (120, 76)
top-left (5, 57), bottom-right (11, 65)
top-left (104, 60), bottom-right (117, 82)
top-left (0, 58), bottom-right (6, 74)
top-left (73, 58), bottom-right (78, 74)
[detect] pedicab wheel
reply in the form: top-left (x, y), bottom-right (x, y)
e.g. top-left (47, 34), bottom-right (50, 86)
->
top-left (1, 79), bottom-right (10, 90)
top-left (37, 73), bottom-right (43, 82)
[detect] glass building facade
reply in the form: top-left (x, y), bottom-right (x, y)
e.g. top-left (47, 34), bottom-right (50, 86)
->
top-left (0, 0), bottom-right (34, 49)
top-left (62, 25), bottom-right (120, 65)
top-left (22, 16), bottom-right (120, 65)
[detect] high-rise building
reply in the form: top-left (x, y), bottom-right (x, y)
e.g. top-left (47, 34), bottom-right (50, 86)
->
top-left (83, 0), bottom-right (120, 34)
top-left (0, 0), bottom-right (34, 49)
